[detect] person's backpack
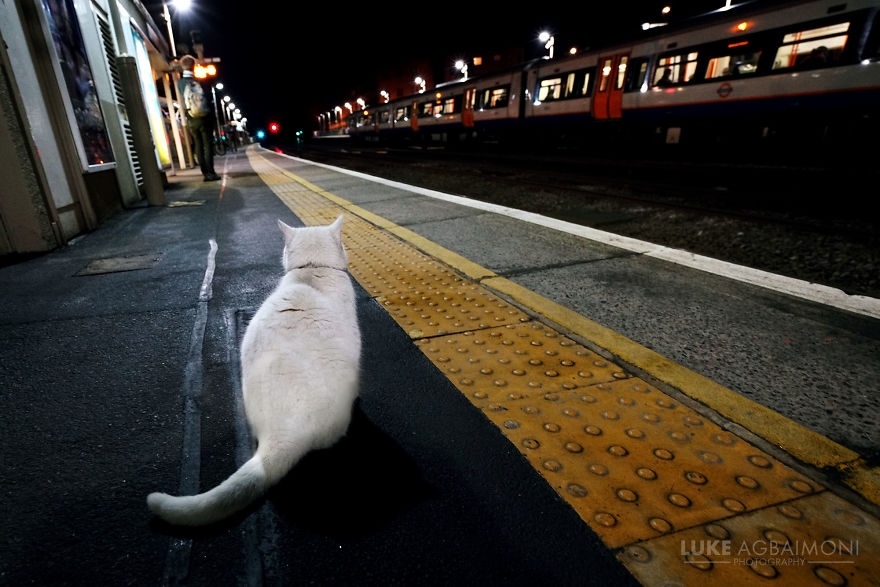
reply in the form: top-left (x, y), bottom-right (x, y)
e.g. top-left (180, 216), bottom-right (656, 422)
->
top-left (183, 78), bottom-right (209, 118)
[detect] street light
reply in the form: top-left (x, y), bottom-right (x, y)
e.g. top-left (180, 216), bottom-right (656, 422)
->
top-left (415, 76), bottom-right (426, 93)
top-left (455, 60), bottom-right (468, 80)
top-left (539, 31), bottom-right (555, 59)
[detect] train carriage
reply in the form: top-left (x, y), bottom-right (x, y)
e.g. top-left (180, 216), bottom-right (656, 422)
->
top-left (410, 81), bottom-right (467, 143)
top-left (464, 69), bottom-right (525, 142)
top-left (336, 0), bottom-right (880, 155)
top-left (616, 0), bottom-right (880, 146)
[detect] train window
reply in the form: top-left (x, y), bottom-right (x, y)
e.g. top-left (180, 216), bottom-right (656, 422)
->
top-left (654, 51), bottom-right (699, 86)
top-left (378, 110), bottom-right (391, 124)
top-left (537, 77), bottom-right (563, 101)
top-left (598, 57), bottom-right (613, 92)
top-left (489, 87), bottom-right (508, 108)
top-left (537, 69), bottom-right (592, 103)
top-left (865, 12), bottom-right (880, 60)
top-left (771, 22), bottom-right (849, 69)
top-left (568, 69), bottom-right (593, 97)
top-left (580, 70), bottom-right (594, 96)
top-left (440, 97), bottom-right (457, 115)
top-left (478, 86), bottom-right (510, 109)
top-left (564, 73), bottom-right (576, 97)
top-left (394, 106), bottom-right (409, 123)
top-left (615, 56), bottom-right (628, 90)
top-left (706, 49), bottom-right (762, 79)
top-left (626, 58), bottom-right (649, 91)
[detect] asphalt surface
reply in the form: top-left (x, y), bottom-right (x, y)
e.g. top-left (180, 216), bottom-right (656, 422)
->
top-left (0, 150), bottom-right (637, 586)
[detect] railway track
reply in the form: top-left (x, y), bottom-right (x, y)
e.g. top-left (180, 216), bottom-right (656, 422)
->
top-left (281, 139), bottom-right (880, 301)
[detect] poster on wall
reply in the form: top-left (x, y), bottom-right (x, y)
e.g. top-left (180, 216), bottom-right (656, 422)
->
top-left (40, 0), bottom-right (115, 168)
top-left (131, 28), bottom-right (171, 167)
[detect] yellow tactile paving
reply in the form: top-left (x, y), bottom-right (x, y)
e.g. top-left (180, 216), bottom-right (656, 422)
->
top-left (246, 147), bottom-right (880, 585)
top-left (416, 326), bottom-right (822, 549)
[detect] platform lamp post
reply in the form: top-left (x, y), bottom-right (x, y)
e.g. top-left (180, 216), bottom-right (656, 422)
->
top-left (539, 31), bottom-right (555, 59)
top-left (162, 0), bottom-right (191, 58)
top-left (212, 82), bottom-right (224, 139)
top-left (163, 0), bottom-right (194, 171)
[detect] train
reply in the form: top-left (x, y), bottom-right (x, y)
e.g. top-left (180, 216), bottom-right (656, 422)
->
top-left (339, 0), bottom-right (880, 156)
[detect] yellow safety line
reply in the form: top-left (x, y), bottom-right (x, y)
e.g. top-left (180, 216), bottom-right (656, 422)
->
top-left (245, 147), bottom-right (877, 508)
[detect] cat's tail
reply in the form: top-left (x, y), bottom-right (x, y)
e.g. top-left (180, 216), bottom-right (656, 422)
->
top-left (147, 442), bottom-right (294, 527)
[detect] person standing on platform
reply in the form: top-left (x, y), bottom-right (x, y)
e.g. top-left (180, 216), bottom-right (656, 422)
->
top-left (177, 55), bottom-right (220, 181)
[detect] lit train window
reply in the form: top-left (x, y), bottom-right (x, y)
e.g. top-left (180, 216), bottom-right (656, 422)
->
top-left (599, 58), bottom-right (612, 91)
top-left (477, 86), bottom-right (509, 109)
top-left (615, 56), bottom-right (628, 90)
top-left (580, 71), bottom-right (592, 96)
top-left (564, 73), bottom-right (576, 97)
top-left (538, 77), bottom-right (563, 101)
top-left (772, 22), bottom-right (849, 69)
top-left (537, 69), bottom-right (592, 102)
top-left (564, 70), bottom-right (592, 98)
top-left (655, 51), bottom-right (699, 85)
top-left (706, 50), bottom-right (762, 78)
top-left (394, 106), bottom-right (409, 122)
top-left (489, 87), bottom-right (508, 108)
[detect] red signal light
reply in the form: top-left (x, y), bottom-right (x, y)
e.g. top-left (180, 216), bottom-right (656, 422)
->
top-left (269, 122), bottom-right (280, 134)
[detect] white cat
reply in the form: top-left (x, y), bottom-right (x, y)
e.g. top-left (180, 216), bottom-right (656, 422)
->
top-left (147, 215), bottom-right (361, 526)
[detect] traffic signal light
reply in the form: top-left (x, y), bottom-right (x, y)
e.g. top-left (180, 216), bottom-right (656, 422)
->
top-left (193, 63), bottom-right (217, 79)
top-left (269, 122), bottom-right (280, 134)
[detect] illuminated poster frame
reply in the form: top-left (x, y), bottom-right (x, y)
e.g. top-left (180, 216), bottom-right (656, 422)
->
top-left (130, 28), bottom-right (171, 167)
top-left (40, 0), bottom-right (115, 170)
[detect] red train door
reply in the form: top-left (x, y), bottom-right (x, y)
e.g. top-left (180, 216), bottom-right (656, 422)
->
top-left (463, 88), bottom-right (475, 128)
top-left (593, 52), bottom-right (629, 120)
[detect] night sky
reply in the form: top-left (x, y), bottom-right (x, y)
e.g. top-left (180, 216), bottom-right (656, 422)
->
top-left (149, 1), bottom-right (761, 134)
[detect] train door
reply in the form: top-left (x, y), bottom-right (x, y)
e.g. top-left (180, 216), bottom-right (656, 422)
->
top-left (463, 88), bottom-right (475, 128)
top-left (593, 52), bottom-right (629, 120)
top-left (411, 100), bottom-right (419, 131)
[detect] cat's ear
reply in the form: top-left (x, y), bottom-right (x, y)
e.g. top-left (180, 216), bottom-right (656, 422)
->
top-left (277, 219), bottom-right (296, 243)
top-left (329, 215), bottom-right (344, 240)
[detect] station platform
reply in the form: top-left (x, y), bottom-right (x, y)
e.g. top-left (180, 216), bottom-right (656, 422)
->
top-left (245, 146), bottom-right (880, 585)
top-left (1, 144), bottom-right (877, 586)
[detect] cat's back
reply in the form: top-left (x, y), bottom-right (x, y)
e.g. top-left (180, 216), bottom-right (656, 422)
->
top-left (242, 267), bottom-right (359, 359)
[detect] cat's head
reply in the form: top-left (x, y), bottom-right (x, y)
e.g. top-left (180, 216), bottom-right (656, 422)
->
top-left (277, 215), bottom-right (348, 272)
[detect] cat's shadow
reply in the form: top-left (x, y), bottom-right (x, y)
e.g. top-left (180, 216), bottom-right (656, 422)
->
top-left (149, 404), bottom-right (430, 540)
top-left (265, 403), bottom-right (431, 540)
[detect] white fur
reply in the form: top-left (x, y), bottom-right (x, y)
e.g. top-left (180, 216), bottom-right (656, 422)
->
top-left (147, 215), bottom-right (361, 526)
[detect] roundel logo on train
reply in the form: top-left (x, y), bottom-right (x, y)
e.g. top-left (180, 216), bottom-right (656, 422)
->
top-left (717, 83), bottom-right (733, 99)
